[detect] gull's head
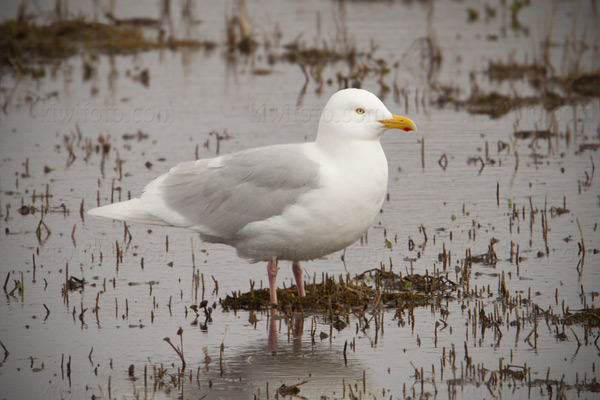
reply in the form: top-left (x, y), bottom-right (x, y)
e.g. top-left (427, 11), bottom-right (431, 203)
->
top-left (317, 88), bottom-right (417, 142)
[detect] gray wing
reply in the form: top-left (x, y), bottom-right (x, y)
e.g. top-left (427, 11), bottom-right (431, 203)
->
top-left (140, 144), bottom-right (321, 241)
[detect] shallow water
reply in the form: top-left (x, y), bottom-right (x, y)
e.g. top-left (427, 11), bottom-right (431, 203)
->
top-left (1, 0), bottom-right (599, 399)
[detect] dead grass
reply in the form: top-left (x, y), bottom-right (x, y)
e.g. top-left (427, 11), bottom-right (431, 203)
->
top-left (221, 269), bottom-right (457, 312)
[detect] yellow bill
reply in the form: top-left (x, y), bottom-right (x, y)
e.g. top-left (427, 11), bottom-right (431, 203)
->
top-left (379, 115), bottom-right (417, 132)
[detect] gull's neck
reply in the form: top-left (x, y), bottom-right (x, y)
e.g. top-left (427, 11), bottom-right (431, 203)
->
top-left (314, 136), bottom-right (385, 169)
top-left (315, 125), bottom-right (383, 157)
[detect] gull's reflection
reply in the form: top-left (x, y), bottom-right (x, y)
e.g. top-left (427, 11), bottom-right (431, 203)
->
top-left (171, 308), bottom-right (374, 399)
top-left (267, 307), bottom-right (304, 354)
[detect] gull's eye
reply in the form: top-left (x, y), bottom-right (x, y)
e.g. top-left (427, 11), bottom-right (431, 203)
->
top-left (356, 108), bottom-right (365, 114)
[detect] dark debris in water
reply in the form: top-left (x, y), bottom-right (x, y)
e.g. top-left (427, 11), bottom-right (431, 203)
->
top-left (63, 276), bottom-right (84, 292)
top-left (221, 269), bottom-right (457, 312)
top-left (122, 130), bottom-right (149, 142)
top-left (579, 143), bottom-right (600, 153)
top-left (514, 130), bottom-right (554, 140)
top-left (277, 380), bottom-right (308, 398)
top-left (17, 205), bottom-right (36, 216)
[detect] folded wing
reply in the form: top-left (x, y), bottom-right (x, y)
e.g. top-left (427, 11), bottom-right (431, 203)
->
top-left (136, 144), bottom-right (321, 241)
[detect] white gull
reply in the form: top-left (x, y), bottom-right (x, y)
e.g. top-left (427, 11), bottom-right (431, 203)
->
top-left (88, 88), bottom-right (417, 305)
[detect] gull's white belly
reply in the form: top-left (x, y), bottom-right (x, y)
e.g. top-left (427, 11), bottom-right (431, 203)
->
top-left (237, 142), bottom-right (388, 261)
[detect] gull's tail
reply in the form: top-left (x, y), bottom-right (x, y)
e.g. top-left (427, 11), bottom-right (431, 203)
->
top-left (87, 198), bottom-right (168, 226)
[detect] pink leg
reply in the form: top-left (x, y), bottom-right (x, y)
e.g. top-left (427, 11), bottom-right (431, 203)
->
top-left (267, 258), bottom-right (278, 305)
top-left (292, 261), bottom-right (306, 297)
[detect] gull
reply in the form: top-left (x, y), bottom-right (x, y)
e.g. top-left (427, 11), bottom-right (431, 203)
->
top-left (88, 88), bottom-right (417, 305)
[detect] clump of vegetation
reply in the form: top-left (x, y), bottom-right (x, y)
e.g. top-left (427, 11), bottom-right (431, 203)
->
top-left (487, 60), bottom-right (546, 81)
top-left (221, 268), bottom-right (457, 312)
top-left (0, 17), bottom-right (214, 75)
top-left (279, 41), bottom-right (357, 67)
top-left (435, 89), bottom-right (567, 119)
top-left (563, 307), bottom-right (600, 327)
top-left (487, 59), bottom-right (600, 97)
top-left (569, 73), bottom-right (600, 97)
top-left (465, 91), bottom-right (521, 119)
top-left (225, 0), bottom-right (257, 54)
top-left (0, 18), bottom-right (145, 63)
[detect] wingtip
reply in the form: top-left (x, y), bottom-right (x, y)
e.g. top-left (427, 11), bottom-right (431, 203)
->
top-left (86, 205), bottom-right (112, 219)
top-left (87, 207), bottom-right (101, 217)
top-left (85, 199), bottom-right (169, 226)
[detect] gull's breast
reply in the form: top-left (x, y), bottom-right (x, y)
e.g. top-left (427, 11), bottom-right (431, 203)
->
top-left (235, 142), bottom-right (388, 261)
